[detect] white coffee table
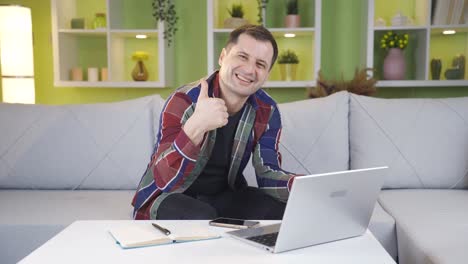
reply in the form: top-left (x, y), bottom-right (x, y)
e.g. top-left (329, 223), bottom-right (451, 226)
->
top-left (20, 220), bottom-right (395, 264)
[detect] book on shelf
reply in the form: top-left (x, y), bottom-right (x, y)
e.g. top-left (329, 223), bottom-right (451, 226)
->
top-left (432, 0), bottom-right (466, 25)
top-left (109, 222), bottom-right (221, 249)
top-left (432, 0), bottom-right (450, 25)
top-left (449, 0), bottom-right (465, 25)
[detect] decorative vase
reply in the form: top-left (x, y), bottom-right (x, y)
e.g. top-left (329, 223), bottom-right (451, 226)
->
top-left (453, 54), bottom-right (465, 79)
top-left (430, 59), bottom-right (442, 80)
top-left (383, 48), bottom-right (406, 80)
top-left (284, 14), bottom-right (300, 28)
top-left (70, 18), bottom-right (85, 29)
top-left (223, 17), bottom-right (248, 28)
top-left (279, 63), bottom-right (298, 81)
top-left (131, 60), bottom-right (148, 81)
top-left (92, 13), bottom-right (106, 29)
top-left (444, 68), bottom-right (462, 80)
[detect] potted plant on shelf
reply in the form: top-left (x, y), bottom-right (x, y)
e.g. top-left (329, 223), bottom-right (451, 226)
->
top-left (278, 49), bottom-right (299, 81)
top-left (152, 0), bottom-right (178, 47)
top-left (308, 68), bottom-right (377, 98)
top-left (256, 0), bottom-right (269, 24)
top-left (285, 0), bottom-right (300, 28)
top-left (131, 51), bottom-right (149, 81)
top-left (380, 31), bottom-right (409, 80)
top-left (224, 3), bottom-right (248, 28)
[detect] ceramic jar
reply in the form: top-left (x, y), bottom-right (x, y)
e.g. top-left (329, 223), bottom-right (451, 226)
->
top-left (383, 48), bottom-right (406, 80)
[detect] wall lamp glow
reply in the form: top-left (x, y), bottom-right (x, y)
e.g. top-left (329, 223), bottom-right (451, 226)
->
top-left (284, 33), bottom-right (296, 38)
top-left (0, 5), bottom-right (35, 104)
top-left (442, 30), bottom-right (456, 35)
top-left (136, 34), bottom-right (147, 39)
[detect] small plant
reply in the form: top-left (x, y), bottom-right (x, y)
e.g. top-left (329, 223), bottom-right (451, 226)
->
top-left (228, 3), bottom-right (244, 18)
top-left (257, 0), bottom-right (269, 24)
top-left (278, 50), bottom-right (299, 64)
top-left (286, 0), bottom-right (298, 15)
top-left (152, 0), bottom-right (178, 47)
top-left (380, 31), bottom-right (409, 50)
top-left (309, 68), bottom-right (377, 98)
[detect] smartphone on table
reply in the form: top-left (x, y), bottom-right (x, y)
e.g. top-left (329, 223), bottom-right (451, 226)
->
top-left (209, 217), bottom-right (260, 229)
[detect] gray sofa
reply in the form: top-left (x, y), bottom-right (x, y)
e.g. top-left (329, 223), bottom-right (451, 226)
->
top-left (1, 91), bottom-right (467, 263)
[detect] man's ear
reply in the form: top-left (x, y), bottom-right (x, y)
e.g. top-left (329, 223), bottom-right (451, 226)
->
top-left (218, 48), bottom-right (226, 67)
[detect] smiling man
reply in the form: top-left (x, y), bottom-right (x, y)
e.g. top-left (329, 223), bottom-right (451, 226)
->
top-left (132, 24), bottom-right (297, 220)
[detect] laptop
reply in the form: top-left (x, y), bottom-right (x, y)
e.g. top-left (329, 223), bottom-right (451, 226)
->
top-left (227, 166), bottom-right (388, 253)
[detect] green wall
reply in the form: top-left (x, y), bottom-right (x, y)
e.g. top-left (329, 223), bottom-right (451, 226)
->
top-left (0, 0), bottom-right (467, 105)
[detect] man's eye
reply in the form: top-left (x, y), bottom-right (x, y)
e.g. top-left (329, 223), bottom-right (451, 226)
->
top-left (257, 63), bottom-right (266, 69)
top-left (239, 54), bottom-right (247, 60)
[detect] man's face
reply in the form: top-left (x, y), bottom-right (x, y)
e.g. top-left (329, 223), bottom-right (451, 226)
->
top-left (218, 33), bottom-right (274, 99)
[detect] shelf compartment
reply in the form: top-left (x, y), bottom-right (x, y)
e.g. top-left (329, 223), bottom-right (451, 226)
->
top-left (270, 34), bottom-right (315, 82)
top-left (374, 0), bottom-right (429, 27)
top-left (109, 0), bottom-right (157, 30)
top-left (109, 32), bottom-right (159, 82)
top-left (373, 29), bottom-right (427, 81)
top-left (57, 33), bottom-right (107, 82)
top-left (54, 0), bottom-right (107, 30)
top-left (429, 30), bottom-right (467, 80)
top-left (265, 0), bottom-right (316, 28)
top-left (212, 0), bottom-right (259, 29)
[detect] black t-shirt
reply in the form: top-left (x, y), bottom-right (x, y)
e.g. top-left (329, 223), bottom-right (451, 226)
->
top-left (185, 110), bottom-right (243, 196)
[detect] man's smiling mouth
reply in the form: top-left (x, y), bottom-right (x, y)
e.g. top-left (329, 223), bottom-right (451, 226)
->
top-left (235, 73), bottom-right (255, 84)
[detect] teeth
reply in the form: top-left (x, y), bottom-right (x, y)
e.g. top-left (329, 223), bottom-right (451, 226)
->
top-left (236, 73), bottom-right (253, 83)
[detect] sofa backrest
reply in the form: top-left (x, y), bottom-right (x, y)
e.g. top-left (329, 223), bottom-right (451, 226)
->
top-left (350, 94), bottom-right (468, 189)
top-left (243, 91), bottom-right (350, 186)
top-left (0, 94), bottom-right (164, 190)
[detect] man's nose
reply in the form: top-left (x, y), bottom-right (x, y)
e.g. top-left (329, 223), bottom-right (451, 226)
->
top-left (243, 60), bottom-right (255, 74)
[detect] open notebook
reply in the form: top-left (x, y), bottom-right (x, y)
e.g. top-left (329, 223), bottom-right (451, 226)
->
top-left (109, 222), bottom-right (221, 249)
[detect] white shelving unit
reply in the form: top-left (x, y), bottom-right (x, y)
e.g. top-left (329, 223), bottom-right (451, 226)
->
top-left (51, 0), bottom-right (173, 88)
top-left (207, 0), bottom-right (321, 88)
top-left (366, 0), bottom-right (468, 87)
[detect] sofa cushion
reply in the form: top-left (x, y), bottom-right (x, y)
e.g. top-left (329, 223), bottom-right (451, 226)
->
top-left (0, 95), bottom-right (164, 190)
top-left (1, 224), bottom-right (62, 264)
top-left (378, 189), bottom-right (468, 264)
top-left (0, 190), bottom-right (135, 264)
top-left (243, 91), bottom-right (350, 185)
top-left (350, 94), bottom-right (468, 189)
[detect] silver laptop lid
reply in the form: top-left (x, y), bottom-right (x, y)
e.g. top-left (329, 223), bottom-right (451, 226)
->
top-left (273, 166), bottom-right (388, 253)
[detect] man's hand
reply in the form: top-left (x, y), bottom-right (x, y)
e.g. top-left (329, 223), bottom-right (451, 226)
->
top-left (183, 79), bottom-right (228, 145)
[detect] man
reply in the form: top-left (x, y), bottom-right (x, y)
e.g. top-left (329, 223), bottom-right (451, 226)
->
top-left (132, 24), bottom-right (296, 220)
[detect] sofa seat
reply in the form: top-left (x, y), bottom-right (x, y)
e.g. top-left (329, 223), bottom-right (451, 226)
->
top-left (378, 189), bottom-right (468, 264)
top-left (0, 190), bottom-right (134, 263)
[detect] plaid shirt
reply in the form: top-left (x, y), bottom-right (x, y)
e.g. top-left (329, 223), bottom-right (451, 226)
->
top-left (132, 72), bottom-right (296, 219)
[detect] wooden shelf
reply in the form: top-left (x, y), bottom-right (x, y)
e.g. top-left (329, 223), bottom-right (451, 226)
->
top-left (51, 0), bottom-right (173, 87)
top-left (207, 0), bottom-right (321, 88)
top-left (366, 0), bottom-right (468, 86)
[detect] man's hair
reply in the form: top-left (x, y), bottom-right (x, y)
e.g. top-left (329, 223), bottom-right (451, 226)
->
top-left (225, 24), bottom-right (278, 70)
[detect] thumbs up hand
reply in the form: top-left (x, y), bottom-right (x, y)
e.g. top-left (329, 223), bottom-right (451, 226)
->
top-left (182, 79), bottom-right (229, 145)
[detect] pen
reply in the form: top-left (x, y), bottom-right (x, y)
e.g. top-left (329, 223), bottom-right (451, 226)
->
top-left (152, 223), bottom-right (171, 235)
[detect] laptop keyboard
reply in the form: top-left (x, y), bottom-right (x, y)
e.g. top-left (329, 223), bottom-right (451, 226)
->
top-left (246, 232), bottom-right (279, 247)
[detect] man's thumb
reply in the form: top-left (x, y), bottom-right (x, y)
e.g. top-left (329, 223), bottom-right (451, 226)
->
top-left (198, 78), bottom-right (209, 99)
